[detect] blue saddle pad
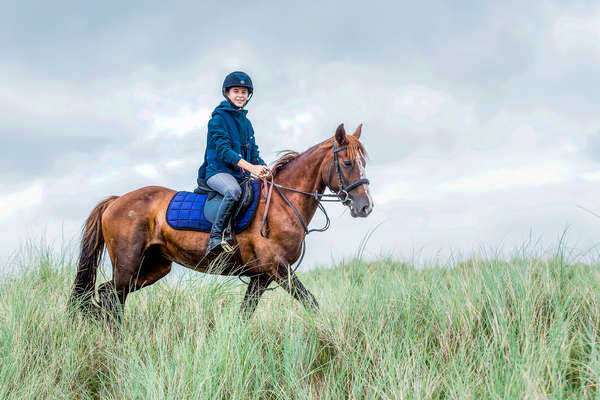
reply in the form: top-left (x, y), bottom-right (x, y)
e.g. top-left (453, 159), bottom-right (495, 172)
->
top-left (166, 180), bottom-right (260, 233)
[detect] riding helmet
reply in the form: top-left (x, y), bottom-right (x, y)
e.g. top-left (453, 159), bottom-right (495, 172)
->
top-left (222, 71), bottom-right (254, 97)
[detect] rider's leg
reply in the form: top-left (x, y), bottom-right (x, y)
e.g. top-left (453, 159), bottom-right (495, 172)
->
top-left (205, 173), bottom-right (242, 255)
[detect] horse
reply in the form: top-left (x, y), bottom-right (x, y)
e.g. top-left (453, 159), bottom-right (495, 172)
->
top-left (69, 123), bottom-right (373, 321)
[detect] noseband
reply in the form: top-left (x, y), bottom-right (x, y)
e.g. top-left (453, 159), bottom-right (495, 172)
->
top-left (327, 142), bottom-right (371, 205)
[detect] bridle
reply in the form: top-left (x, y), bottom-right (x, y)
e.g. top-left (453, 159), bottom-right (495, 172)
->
top-left (259, 141), bottom-right (370, 238)
top-left (327, 141), bottom-right (371, 206)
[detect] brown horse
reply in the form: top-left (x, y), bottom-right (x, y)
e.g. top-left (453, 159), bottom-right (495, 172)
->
top-left (69, 123), bottom-right (373, 320)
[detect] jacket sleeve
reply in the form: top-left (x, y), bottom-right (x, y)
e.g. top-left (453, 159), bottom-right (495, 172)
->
top-left (209, 115), bottom-right (243, 167)
top-left (248, 123), bottom-right (266, 166)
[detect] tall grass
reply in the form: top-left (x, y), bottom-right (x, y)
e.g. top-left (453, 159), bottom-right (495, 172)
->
top-left (1, 243), bottom-right (600, 399)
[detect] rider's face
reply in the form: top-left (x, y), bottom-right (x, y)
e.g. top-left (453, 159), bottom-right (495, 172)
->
top-left (226, 87), bottom-right (249, 108)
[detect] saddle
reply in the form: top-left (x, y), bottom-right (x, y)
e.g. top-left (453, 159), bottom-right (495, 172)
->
top-left (166, 179), bottom-right (260, 233)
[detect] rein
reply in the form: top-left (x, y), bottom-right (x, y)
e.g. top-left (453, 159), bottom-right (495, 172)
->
top-left (239, 142), bottom-right (370, 288)
top-left (260, 142), bottom-right (370, 238)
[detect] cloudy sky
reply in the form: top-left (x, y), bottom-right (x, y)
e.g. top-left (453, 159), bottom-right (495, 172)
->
top-left (2, 1), bottom-right (600, 270)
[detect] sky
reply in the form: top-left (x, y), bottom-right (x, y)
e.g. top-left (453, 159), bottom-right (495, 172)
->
top-left (1, 1), bottom-right (600, 271)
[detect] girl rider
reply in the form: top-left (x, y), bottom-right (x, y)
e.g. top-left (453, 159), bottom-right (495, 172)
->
top-left (197, 71), bottom-right (270, 256)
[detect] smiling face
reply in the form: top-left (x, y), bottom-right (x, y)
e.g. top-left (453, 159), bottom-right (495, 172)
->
top-left (226, 87), bottom-right (249, 108)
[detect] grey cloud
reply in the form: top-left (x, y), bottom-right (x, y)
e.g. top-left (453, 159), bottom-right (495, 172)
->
top-left (2, 0), bottom-right (600, 266)
top-left (0, 107), bottom-right (135, 185)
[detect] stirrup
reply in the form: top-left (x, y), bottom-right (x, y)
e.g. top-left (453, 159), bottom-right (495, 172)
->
top-left (220, 239), bottom-right (235, 254)
top-left (205, 237), bottom-right (236, 259)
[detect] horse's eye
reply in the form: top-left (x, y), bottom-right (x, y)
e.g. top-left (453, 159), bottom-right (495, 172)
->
top-left (343, 161), bottom-right (353, 167)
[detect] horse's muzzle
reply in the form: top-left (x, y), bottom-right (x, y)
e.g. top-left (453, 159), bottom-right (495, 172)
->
top-left (350, 200), bottom-right (373, 218)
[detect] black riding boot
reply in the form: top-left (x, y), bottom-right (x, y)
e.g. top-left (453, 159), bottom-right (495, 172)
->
top-left (206, 193), bottom-right (237, 256)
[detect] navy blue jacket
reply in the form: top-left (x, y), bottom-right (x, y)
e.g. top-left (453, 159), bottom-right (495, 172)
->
top-left (198, 101), bottom-right (265, 183)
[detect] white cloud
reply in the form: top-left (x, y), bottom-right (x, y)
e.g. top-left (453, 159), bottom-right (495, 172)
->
top-left (582, 171), bottom-right (600, 182)
top-left (278, 112), bottom-right (314, 133)
top-left (89, 169), bottom-right (122, 186)
top-left (152, 106), bottom-right (210, 137)
top-left (393, 85), bottom-right (452, 123)
top-left (553, 7), bottom-right (600, 55)
top-left (166, 159), bottom-right (185, 169)
top-left (135, 164), bottom-right (159, 178)
top-left (278, 112), bottom-right (313, 128)
top-left (0, 183), bottom-right (44, 220)
top-left (440, 165), bottom-right (570, 194)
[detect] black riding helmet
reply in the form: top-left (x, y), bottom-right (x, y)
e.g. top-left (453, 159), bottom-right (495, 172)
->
top-left (222, 71), bottom-right (254, 107)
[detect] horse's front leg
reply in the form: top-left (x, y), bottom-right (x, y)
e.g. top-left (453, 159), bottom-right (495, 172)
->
top-left (275, 266), bottom-right (319, 311)
top-left (240, 274), bottom-right (272, 318)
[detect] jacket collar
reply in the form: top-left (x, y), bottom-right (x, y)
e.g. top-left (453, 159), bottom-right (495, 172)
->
top-left (213, 100), bottom-right (248, 117)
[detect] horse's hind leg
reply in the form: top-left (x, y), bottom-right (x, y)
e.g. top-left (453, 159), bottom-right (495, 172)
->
top-left (96, 280), bottom-right (122, 323)
top-left (128, 246), bottom-right (173, 293)
top-left (99, 245), bottom-right (172, 323)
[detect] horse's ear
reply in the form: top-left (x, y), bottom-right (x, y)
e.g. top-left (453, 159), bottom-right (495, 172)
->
top-left (335, 123), bottom-right (347, 145)
top-left (352, 123), bottom-right (363, 139)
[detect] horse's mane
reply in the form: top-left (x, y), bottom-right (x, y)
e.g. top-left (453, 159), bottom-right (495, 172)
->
top-left (271, 150), bottom-right (301, 173)
top-left (271, 135), bottom-right (366, 176)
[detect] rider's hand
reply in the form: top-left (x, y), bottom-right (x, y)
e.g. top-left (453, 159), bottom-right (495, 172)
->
top-left (251, 164), bottom-right (270, 178)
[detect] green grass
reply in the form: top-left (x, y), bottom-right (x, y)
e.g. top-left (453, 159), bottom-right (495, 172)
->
top-left (2, 243), bottom-right (600, 399)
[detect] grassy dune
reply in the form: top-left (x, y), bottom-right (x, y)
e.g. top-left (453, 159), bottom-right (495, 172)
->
top-left (2, 244), bottom-right (600, 399)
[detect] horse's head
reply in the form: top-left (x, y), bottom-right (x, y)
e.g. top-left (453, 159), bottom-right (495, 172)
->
top-left (322, 123), bottom-right (374, 217)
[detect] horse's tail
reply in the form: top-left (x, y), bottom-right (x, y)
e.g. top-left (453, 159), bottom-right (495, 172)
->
top-left (69, 195), bottom-right (119, 311)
